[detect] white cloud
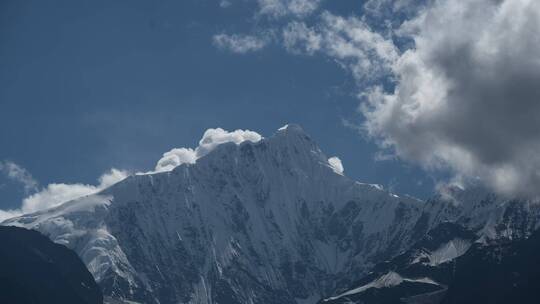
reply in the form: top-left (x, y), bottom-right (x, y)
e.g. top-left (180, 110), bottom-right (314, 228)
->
top-left (282, 21), bottom-right (322, 54)
top-left (328, 156), bottom-right (344, 175)
top-left (97, 168), bottom-right (129, 189)
top-left (213, 34), bottom-right (269, 53)
top-left (0, 168), bottom-right (128, 221)
top-left (282, 12), bottom-right (399, 83)
top-left (258, 0), bottom-right (322, 18)
top-left (361, 0), bottom-right (540, 196)
top-left (363, 0), bottom-right (422, 18)
top-left (0, 161), bottom-right (38, 194)
top-left (155, 148), bottom-right (197, 173)
top-left (220, 0), bottom-right (232, 8)
top-left (212, 0), bottom-right (323, 53)
top-left (153, 128), bottom-right (262, 173)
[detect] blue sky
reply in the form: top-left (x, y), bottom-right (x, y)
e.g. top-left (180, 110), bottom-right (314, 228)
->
top-left (0, 0), bottom-right (435, 210)
top-left (3, 0), bottom-right (537, 212)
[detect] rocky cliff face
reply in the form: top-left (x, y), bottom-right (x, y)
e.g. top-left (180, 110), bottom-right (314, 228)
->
top-left (4, 125), bottom-right (540, 304)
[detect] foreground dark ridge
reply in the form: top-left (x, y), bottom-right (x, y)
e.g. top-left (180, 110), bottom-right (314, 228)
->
top-left (0, 226), bottom-right (103, 304)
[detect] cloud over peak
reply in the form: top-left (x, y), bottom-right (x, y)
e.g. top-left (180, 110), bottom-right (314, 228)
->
top-left (154, 128), bottom-right (262, 173)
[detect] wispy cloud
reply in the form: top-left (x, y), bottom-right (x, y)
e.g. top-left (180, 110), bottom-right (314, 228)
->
top-left (257, 0), bottom-right (323, 18)
top-left (213, 34), bottom-right (269, 54)
top-left (0, 161), bottom-right (39, 194)
top-left (282, 12), bottom-right (399, 83)
top-left (0, 166), bottom-right (128, 222)
top-left (220, 0), bottom-right (232, 8)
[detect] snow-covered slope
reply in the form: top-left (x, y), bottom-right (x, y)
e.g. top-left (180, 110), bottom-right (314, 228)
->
top-left (3, 125), bottom-right (540, 304)
top-left (325, 271), bottom-right (439, 301)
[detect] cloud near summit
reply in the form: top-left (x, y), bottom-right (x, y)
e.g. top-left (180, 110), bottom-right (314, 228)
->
top-left (154, 128), bottom-right (262, 173)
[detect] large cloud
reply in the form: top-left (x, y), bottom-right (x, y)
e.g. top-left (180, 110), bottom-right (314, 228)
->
top-left (362, 0), bottom-right (540, 196)
top-left (154, 128), bottom-right (262, 173)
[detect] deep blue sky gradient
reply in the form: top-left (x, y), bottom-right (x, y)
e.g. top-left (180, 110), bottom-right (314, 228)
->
top-left (0, 0), bottom-right (435, 209)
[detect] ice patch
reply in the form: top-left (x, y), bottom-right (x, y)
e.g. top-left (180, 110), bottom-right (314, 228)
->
top-left (328, 157), bottom-right (344, 175)
top-left (428, 239), bottom-right (471, 266)
top-left (325, 272), bottom-right (439, 301)
top-left (278, 124), bottom-right (289, 131)
top-left (412, 238), bottom-right (472, 266)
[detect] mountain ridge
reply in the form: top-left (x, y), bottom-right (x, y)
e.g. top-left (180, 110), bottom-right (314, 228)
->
top-left (3, 125), bottom-right (540, 304)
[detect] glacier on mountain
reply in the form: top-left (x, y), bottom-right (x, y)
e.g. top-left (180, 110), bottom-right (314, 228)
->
top-left (324, 271), bottom-right (439, 301)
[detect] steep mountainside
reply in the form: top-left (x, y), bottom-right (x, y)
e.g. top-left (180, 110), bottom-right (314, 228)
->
top-left (321, 223), bottom-right (476, 304)
top-left (323, 221), bottom-right (540, 304)
top-left (441, 227), bottom-right (540, 304)
top-left (0, 226), bottom-right (103, 304)
top-left (3, 125), bottom-right (540, 304)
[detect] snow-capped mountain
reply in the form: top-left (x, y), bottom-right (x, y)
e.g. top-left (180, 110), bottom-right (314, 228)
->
top-left (3, 125), bottom-right (540, 304)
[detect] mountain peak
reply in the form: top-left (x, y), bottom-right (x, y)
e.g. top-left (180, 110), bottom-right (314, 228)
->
top-left (275, 123), bottom-right (311, 139)
top-left (272, 123), bottom-right (315, 147)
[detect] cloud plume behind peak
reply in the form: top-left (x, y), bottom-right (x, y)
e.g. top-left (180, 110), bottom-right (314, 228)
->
top-left (154, 128), bottom-right (262, 173)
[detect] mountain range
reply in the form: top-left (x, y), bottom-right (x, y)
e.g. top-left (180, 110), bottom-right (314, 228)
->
top-left (3, 125), bottom-right (540, 304)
